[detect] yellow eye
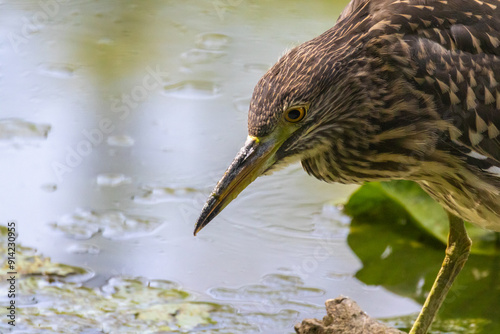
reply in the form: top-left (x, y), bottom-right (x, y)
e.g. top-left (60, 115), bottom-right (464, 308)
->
top-left (284, 106), bottom-right (307, 123)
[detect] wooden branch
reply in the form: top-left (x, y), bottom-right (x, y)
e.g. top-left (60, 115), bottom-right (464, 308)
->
top-left (295, 297), bottom-right (407, 334)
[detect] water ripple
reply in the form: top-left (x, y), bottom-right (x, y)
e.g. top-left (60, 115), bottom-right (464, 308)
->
top-left (163, 80), bottom-right (221, 99)
top-left (195, 33), bottom-right (231, 51)
top-left (106, 135), bottom-right (135, 147)
top-left (133, 184), bottom-right (201, 204)
top-left (96, 173), bottom-right (132, 187)
top-left (181, 49), bottom-right (225, 65)
top-left (51, 208), bottom-right (164, 240)
top-left (0, 118), bottom-right (51, 146)
top-left (37, 63), bottom-right (77, 78)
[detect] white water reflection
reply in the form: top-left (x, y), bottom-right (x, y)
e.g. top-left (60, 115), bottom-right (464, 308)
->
top-left (0, 0), bottom-right (421, 331)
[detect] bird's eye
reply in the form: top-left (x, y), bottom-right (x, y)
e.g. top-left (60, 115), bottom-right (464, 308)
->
top-left (284, 106), bottom-right (307, 123)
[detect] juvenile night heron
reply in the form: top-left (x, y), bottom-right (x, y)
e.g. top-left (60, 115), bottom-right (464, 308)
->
top-left (194, 0), bottom-right (500, 333)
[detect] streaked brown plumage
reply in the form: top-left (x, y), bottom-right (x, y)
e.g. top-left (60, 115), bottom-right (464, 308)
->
top-left (194, 0), bottom-right (500, 333)
top-left (248, 0), bottom-right (500, 229)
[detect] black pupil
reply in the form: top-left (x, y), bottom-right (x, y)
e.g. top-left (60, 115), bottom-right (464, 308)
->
top-left (288, 109), bottom-right (301, 120)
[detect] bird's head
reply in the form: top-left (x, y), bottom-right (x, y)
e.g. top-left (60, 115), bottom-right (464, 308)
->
top-left (194, 37), bottom-right (364, 235)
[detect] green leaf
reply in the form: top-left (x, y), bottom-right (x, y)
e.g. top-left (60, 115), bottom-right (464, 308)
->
top-left (0, 225), bottom-right (225, 333)
top-left (343, 181), bottom-right (500, 332)
top-left (344, 180), bottom-right (498, 255)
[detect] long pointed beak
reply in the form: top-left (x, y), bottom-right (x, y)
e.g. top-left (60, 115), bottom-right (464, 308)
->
top-left (194, 136), bottom-right (276, 235)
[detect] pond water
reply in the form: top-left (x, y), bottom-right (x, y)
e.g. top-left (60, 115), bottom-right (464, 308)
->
top-left (2, 1), bottom-right (497, 333)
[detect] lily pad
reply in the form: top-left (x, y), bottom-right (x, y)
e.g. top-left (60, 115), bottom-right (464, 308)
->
top-left (0, 225), bottom-right (225, 333)
top-left (10, 276), bottom-right (219, 333)
top-left (343, 181), bottom-right (500, 333)
top-left (0, 226), bottom-right (86, 278)
top-left (345, 213), bottom-right (500, 333)
top-left (344, 180), bottom-right (498, 255)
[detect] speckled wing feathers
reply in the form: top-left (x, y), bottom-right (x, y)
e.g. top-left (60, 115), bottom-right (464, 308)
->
top-left (347, 0), bottom-right (500, 164)
top-left (410, 39), bottom-right (500, 161)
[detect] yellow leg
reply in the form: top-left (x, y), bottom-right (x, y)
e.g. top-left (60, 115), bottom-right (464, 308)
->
top-left (409, 212), bottom-right (472, 334)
